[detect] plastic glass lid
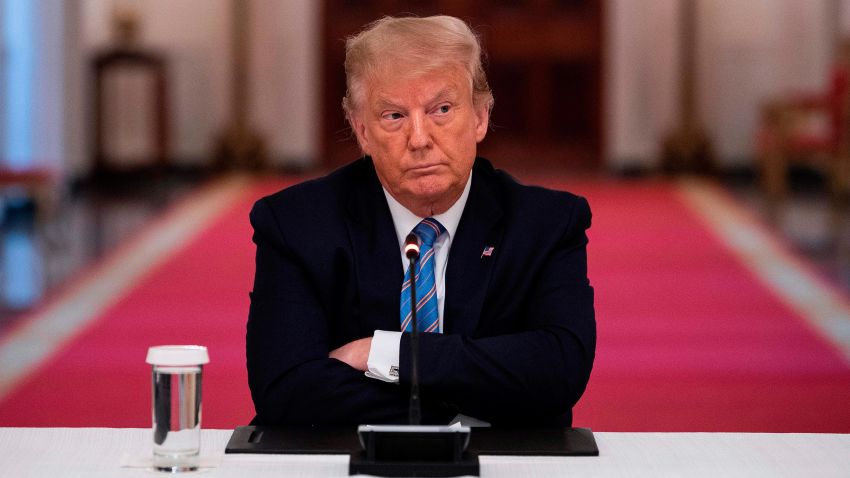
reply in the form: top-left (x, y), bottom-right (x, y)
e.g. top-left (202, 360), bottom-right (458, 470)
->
top-left (146, 345), bottom-right (209, 366)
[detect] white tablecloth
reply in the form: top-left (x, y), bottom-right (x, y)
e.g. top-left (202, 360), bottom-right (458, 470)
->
top-left (1, 427), bottom-right (848, 477)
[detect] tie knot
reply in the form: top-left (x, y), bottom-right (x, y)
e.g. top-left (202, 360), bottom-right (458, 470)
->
top-left (413, 218), bottom-right (445, 247)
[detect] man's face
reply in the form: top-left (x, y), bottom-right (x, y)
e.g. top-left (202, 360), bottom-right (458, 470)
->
top-left (351, 65), bottom-right (489, 215)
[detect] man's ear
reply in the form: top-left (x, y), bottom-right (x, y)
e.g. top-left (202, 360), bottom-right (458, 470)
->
top-left (349, 113), bottom-right (371, 154)
top-left (474, 103), bottom-right (490, 143)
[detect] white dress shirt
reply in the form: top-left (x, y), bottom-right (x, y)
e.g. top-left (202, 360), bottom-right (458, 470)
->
top-left (365, 174), bottom-right (472, 383)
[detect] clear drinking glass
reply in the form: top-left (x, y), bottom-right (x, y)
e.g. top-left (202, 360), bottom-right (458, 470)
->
top-left (146, 345), bottom-right (210, 472)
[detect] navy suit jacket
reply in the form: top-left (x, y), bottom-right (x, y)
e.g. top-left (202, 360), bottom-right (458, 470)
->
top-left (247, 157), bottom-right (595, 427)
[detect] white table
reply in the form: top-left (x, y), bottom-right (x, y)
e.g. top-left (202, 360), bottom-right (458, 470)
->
top-left (1, 428), bottom-right (848, 477)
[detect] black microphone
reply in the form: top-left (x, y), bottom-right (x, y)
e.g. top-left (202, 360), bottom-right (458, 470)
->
top-left (404, 233), bottom-right (421, 425)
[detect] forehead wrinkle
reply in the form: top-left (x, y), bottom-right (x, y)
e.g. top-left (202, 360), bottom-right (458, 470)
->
top-left (367, 62), bottom-right (468, 101)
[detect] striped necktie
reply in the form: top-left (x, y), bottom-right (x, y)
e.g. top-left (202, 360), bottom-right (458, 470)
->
top-left (400, 218), bottom-right (446, 333)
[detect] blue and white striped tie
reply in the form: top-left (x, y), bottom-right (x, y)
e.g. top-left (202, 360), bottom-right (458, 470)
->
top-left (400, 218), bottom-right (445, 333)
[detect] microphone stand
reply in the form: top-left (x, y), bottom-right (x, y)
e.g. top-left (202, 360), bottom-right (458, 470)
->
top-left (349, 234), bottom-right (477, 477)
top-left (407, 251), bottom-right (421, 425)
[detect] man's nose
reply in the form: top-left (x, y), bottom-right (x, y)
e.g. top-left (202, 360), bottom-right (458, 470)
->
top-left (407, 112), bottom-right (432, 150)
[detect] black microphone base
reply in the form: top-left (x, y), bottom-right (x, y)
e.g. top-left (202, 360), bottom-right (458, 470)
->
top-left (349, 451), bottom-right (479, 477)
top-left (350, 425), bottom-right (479, 477)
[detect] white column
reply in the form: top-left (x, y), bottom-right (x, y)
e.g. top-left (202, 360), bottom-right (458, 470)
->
top-left (605, 0), bottom-right (680, 170)
top-left (251, 0), bottom-right (320, 167)
top-left (2, 0), bottom-right (36, 168)
top-left (1, 0), bottom-right (78, 174)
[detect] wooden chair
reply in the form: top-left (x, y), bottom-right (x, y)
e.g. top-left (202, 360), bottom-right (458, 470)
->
top-left (757, 52), bottom-right (850, 219)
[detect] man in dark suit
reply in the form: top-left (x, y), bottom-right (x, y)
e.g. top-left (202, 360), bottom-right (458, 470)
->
top-left (247, 15), bottom-right (595, 427)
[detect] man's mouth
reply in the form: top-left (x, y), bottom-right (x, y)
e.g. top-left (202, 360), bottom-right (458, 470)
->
top-left (409, 163), bottom-right (444, 173)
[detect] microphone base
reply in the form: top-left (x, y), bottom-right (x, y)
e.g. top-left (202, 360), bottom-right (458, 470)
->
top-left (350, 425), bottom-right (479, 477)
top-left (349, 451), bottom-right (479, 477)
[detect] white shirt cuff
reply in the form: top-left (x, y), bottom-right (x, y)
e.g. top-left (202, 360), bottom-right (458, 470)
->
top-left (365, 330), bottom-right (402, 383)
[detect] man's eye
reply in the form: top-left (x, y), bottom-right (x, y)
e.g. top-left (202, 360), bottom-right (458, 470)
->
top-left (436, 105), bottom-right (451, 114)
top-left (382, 112), bottom-right (403, 120)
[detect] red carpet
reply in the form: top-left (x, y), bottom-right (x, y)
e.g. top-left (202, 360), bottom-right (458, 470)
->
top-left (0, 179), bottom-right (290, 428)
top-left (1, 176), bottom-right (849, 431)
top-left (562, 179), bottom-right (850, 432)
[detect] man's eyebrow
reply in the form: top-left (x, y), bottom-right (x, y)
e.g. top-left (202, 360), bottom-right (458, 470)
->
top-left (375, 97), bottom-right (404, 110)
top-left (429, 88), bottom-right (458, 104)
top-left (373, 88), bottom-right (459, 111)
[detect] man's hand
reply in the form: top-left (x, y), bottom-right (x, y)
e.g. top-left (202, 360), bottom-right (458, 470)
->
top-left (329, 337), bottom-right (372, 372)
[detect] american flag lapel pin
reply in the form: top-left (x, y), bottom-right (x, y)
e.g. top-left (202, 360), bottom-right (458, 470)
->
top-left (481, 246), bottom-right (495, 258)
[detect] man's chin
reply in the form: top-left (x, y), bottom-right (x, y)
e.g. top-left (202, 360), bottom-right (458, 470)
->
top-left (410, 179), bottom-right (453, 199)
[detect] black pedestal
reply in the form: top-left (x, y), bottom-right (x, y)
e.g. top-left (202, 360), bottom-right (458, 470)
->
top-left (349, 426), bottom-right (478, 476)
top-left (349, 451), bottom-right (479, 477)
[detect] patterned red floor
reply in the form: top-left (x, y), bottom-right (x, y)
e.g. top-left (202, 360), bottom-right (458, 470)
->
top-left (1, 177), bottom-right (849, 431)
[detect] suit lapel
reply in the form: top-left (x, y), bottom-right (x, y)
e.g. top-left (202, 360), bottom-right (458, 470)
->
top-left (444, 162), bottom-right (504, 336)
top-left (345, 159), bottom-right (403, 334)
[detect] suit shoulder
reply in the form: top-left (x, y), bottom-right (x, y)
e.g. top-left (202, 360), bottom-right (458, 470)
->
top-left (478, 161), bottom-right (591, 228)
top-left (250, 158), bottom-right (369, 223)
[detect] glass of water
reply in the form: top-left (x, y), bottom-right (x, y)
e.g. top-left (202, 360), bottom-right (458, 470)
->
top-left (146, 345), bottom-right (210, 472)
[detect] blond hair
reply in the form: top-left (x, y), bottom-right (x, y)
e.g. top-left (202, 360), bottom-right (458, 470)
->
top-left (342, 15), bottom-right (494, 121)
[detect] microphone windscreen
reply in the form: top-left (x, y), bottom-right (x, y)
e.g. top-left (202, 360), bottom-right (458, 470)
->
top-left (404, 234), bottom-right (420, 259)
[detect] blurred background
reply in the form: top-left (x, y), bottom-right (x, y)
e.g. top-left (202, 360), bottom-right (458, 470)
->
top-left (1, 0), bottom-right (848, 311)
top-left (1, 0), bottom-right (850, 430)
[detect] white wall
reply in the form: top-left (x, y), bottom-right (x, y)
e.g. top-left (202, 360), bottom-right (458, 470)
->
top-left (71, 0), bottom-right (845, 172)
top-left (697, 0), bottom-right (832, 167)
top-left (841, 0), bottom-right (850, 34)
top-left (0, 1), bottom-right (5, 160)
top-left (32, 1), bottom-right (70, 171)
top-left (63, 0), bottom-right (85, 178)
top-left (605, 0), bottom-right (680, 169)
top-left (606, 0), bottom-right (838, 170)
top-left (251, 0), bottom-right (319, 168)
top-left (79, 0), bottom-right (318, 171)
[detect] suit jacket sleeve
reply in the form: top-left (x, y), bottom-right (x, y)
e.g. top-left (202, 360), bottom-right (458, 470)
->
top-left (399, 196), bottom-right (595, 426)
top-left (247, 198), bottom-right (448, 425)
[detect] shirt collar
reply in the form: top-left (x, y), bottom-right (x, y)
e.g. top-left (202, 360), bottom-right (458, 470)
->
top-left (383, 172), bottom-right (472, 250)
